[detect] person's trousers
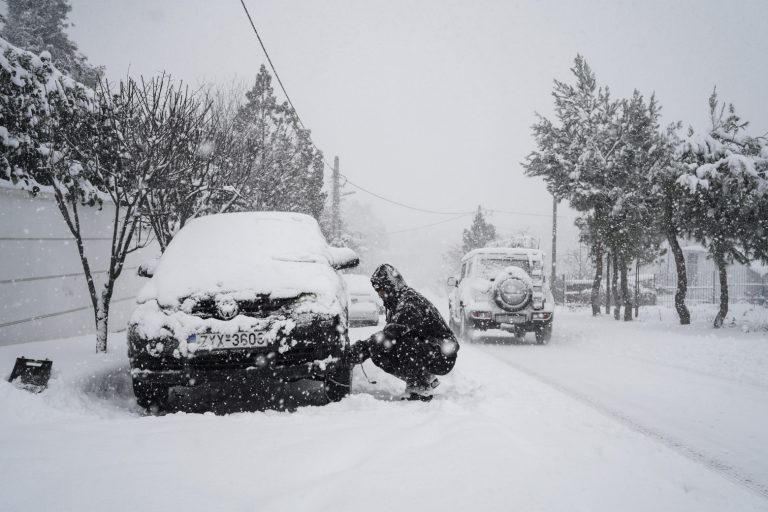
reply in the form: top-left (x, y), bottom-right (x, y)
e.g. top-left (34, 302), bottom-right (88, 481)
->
top-left (367, 336), bottom-right (457, 385)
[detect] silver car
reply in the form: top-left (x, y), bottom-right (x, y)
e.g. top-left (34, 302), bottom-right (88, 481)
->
top-left (343, 274), bottom-right (382, 327)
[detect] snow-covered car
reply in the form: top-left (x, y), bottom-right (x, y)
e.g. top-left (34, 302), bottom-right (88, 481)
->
top-left (343, 274), bottom-right (382, 327)
top-left (128, 212), bottom-right (360, 410)
top-left (447, 247), bottom-right (555, 344)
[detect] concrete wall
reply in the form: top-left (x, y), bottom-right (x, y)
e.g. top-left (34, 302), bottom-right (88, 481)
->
top-left (0, 185), bottom-right (156, 346)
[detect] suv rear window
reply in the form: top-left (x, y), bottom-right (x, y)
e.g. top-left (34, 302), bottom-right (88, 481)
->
top-left (472, 257), bottom-right (530, 279)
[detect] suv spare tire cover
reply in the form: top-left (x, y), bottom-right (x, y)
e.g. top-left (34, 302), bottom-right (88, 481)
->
top-left (493, 267), bottom-right (532, 312)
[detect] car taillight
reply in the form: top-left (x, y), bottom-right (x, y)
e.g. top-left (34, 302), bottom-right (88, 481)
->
top-left (532, 312), bottom-right (551, 320)
top-left (470, 310), bottom-right (492, 320)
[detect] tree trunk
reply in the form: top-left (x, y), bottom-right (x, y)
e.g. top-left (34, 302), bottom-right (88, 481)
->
top-left (95, 288), bottom-right (112, 353)
top-left (620, 259), bottom-right (633, 321)
top-left (612, 252), bottom-right (620, 320)
top-left (605, 252), bottom-right (611, 314)
top-left (666, 229), bottom-right (691, 325)
top-left (591, 244), bottom-right (603, 316)
top-left (712, 245), bottom-right (729, 328)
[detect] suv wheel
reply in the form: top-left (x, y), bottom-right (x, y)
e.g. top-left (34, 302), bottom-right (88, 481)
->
top-left (535, 324), bottom-right (552, 345)
top-left (133, 378), bottom-right (170, 412)
top-left (324, 362), bottom-right (353, 402)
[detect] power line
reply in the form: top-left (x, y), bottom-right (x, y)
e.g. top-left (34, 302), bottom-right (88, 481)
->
top-left (340, 175), bottom-right (474, 216)
top-left (238, 0), bottom-right (310, 134)
top-left (236, 2), bottom-right (573, 222)
top-left (386, 214), bottom-right (473, 235)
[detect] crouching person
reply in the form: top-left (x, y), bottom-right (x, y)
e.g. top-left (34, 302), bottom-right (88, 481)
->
top-left (348, 263), bottom-right (460, 401)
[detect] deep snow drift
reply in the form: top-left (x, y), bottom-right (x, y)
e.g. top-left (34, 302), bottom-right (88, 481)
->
top-left (1, 305), bottom-right (767, 512)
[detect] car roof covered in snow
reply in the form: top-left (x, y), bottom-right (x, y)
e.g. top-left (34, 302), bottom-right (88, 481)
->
top-left (138, 212), bottom-right (349, 306)
top-left (462, 247), bottom-right (545, 262)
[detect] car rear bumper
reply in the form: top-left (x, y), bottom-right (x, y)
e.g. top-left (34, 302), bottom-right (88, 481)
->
top-left (467, 312), bottom-right (553, 332)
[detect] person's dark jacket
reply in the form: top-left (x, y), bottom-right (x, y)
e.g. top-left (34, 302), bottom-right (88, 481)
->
top-left (366, 263), bottom-right (459, 376)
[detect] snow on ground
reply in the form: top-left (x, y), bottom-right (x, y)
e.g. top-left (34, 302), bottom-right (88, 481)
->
top-left (1, 306), bottom-right (767, 511)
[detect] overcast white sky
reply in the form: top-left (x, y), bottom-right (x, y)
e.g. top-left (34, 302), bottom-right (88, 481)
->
top-left (55, 0), bottom-right (768, 279)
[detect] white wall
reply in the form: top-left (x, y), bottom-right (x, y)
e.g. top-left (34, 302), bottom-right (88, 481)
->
top-left (0, 186), bottom-right (156, 346)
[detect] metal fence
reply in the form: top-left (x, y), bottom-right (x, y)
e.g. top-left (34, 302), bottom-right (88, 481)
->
top-left (557, 262), bottom-right (768, 308)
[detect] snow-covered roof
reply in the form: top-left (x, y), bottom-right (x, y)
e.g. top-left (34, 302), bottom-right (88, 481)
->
top-left (462, 247), bottom-right (545, 262)
top-left (138, 212), bottom-right (350, 306)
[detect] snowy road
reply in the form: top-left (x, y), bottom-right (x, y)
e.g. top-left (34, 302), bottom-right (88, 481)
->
top-left (1, 306), bottom-right (767, 511)
top-left (473, 313), bottom-right (768, 499)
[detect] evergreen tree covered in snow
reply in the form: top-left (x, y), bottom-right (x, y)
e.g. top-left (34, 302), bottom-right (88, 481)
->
top-left (648, 123), bottom-right (693, 324)
top-left (0, 0), bottom-right (103, 87)
top-left (674, 90), bottom-right (768, 328)
top-left (442, 207), bottom-right (497, 274)
top-left (524, 56), bottom-right (623, 317)
top-left (608, 91), bottom-right (666, 320)
top-left (525, 56), bottom-right (670, 320)
top-left (0, 35), bottom-right (92, 192)
top-left (462, 206), bottom-right (497, 254)
top-left (233, 65), bottom-right (326, 219)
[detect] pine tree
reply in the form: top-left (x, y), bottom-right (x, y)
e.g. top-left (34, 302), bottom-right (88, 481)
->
top-left (648, 123), bottom-right (692, 324)
top-left (1, 0), bottom-right (103, 87)
top-left (234, 65), bottom-right (326, 218)
top-left (674, 90), bottom-right (768, 328)
top-left (462, 206), bottom-right (497, 253)
top-left (525, 56), bottom-right (669, 321)
top-left (524, 55), bottom-right (623, 317)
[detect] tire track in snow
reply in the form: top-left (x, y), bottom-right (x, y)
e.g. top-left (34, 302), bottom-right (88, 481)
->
top-left (481, 348), bottom-right (768, 502)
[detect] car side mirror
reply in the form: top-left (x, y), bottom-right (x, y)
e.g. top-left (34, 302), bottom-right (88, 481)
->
top-left (329, 247), bottom-right (360, 270)
top-left (137, 258), bottom-right (159, 278)
top-left (447, 276), bottom-right (458, 287)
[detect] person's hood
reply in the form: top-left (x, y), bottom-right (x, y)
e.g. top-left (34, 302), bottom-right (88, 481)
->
top-left (370, 263), bottom-right (407, 294)
top-left (370, 263), bottom-right (409, 312)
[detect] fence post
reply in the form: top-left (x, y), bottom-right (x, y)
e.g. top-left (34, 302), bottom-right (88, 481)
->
top-left (712, 271), bottom-right (716, 304)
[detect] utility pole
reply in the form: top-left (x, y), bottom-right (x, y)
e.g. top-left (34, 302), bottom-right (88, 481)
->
top-left (331, 156), bottom-right (341, 243)
top-left (551, 195), bottom-right (558, 292)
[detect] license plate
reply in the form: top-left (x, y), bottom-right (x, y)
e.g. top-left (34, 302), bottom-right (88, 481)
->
top-left (193, 332), bottom-right (271, 351)
top-left (496, 314), bottom-right (526, 324)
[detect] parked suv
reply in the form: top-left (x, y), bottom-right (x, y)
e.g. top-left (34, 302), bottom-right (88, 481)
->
top-left (128, 212), bottom-right (359, 410)
top-left (447, 247), bottom-right (554, 344)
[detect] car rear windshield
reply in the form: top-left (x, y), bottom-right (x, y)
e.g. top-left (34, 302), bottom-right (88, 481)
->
top-left (473, 257), bottom-right (530, 279)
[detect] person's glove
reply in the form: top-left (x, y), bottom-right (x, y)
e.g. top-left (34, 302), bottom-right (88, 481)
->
top-left (382, 323), bottom-right (410, 341)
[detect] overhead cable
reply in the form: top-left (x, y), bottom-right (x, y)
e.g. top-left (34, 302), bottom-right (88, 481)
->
top-left (237, 1), bottom-right (571, 222)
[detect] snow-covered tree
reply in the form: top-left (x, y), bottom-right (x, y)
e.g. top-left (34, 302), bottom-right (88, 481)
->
top-left (674, 90), bottom-right (768, 328)
top-left (233, 65), bottom-right (326, 218)
top-left (441, 207), bottom-right (497, 274)
top-left (138, 77), bottom-right (249, 251)
top-left (525, 56), bottom-right (669, 320)
top-left (648, 123), bottom-right (692, 324)
top-left (462, 206), bottom-right (497, 254)
top-left (0, 0), bottom-right (103, 87)
top-left (524, 55), bottom-right (622, 317)
top-left (608, 91), bottom-right (666, 320)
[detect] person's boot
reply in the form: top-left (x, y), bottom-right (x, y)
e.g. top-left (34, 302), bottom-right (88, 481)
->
top-left (402, 375), bottom-right (439, 401)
